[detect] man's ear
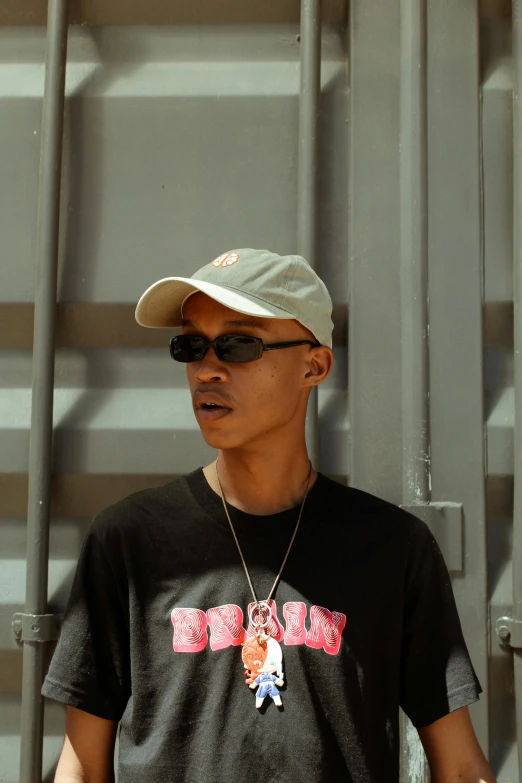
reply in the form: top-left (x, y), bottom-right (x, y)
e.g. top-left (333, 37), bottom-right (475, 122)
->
top-left (304, 346), bottom-right (334, 387)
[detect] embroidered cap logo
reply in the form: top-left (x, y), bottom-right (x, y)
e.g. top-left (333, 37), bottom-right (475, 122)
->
top-left (211, 252), bottom-right (240, 268)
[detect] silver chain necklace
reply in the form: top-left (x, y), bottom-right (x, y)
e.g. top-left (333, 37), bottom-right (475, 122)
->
top-left (215, 458), bottom-right (312, 710)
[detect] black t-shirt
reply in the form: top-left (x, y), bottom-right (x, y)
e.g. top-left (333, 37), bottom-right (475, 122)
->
top-left (42, 469), bottom-right (481, 783)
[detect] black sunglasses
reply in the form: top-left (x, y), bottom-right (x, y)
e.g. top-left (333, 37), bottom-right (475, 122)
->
top-left (169, 334), bottom-right (319, 364)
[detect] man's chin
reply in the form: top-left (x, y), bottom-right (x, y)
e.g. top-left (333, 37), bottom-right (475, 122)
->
top-left (199, 426), bottom-right (247, 451)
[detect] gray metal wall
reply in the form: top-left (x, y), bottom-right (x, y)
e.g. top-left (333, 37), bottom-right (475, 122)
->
top-left (0, 1), bottom-right (517, 781)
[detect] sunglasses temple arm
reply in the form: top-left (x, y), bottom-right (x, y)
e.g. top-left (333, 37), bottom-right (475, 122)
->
top-left (263, 341), bottom-right (318, 352)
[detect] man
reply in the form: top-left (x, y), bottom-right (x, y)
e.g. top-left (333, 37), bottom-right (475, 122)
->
top-left (43, 249), bottom-right (495, 782)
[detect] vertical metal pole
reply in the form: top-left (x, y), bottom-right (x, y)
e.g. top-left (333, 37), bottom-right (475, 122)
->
top-left (399, 0), bottom-right (429, 780)
top-left (400, 1), bottom-right (429, 503)
top-left (19, 1), bottom-right (69, 781)
top-left (297, 0), bottom-right (322, 466)
top-left (512, 0), bottom-right (522, 775)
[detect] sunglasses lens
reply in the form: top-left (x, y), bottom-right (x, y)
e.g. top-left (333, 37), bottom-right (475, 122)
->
top-left (216, 335), bottom-right (261, 363)
top-left (170, 335), bottom-right (206, 362)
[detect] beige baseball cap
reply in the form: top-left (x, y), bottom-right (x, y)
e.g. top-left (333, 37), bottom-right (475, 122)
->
top-left (135, 248), bottom-right (334, 348)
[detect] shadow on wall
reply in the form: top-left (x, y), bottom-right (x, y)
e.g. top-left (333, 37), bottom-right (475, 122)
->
top-left (55, 28), bottom-right (147, 448)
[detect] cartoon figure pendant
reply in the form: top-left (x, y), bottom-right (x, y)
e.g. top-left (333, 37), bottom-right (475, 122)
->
top-left (242, 633), bottom-right (285, 709)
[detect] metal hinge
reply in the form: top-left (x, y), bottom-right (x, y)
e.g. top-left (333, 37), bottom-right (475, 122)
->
top-left (12, 613), bottom-right (60, 643)
top-left (496, 616), bottom-right (522, 649)
top-left (399, 502), bottom-right (463, 573)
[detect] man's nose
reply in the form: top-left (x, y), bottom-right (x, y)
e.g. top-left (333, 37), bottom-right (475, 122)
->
top-left (193, 346), bottom-right (227, 383)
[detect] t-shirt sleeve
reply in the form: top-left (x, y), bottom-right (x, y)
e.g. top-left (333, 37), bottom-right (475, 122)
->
top-left (41, 516), bottom-right (131, 720)
top-left (399, 519), bottom-right (482, 728)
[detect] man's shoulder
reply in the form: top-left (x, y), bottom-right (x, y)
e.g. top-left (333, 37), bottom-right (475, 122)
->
top-left (318, 473), bottom-right (431, 542)
top-left (88, 472), bottom-right (197, 540)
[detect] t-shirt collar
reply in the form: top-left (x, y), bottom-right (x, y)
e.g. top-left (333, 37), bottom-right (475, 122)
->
top-left (185, 466), bottom-right (324, 540)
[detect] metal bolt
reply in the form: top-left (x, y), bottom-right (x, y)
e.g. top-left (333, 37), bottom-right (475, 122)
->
top-left (31, 624), bottom-right (40, 632)
top-left (497, 624), bottom-right (510, 641)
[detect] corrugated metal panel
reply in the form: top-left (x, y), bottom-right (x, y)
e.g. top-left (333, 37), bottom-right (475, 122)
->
top-left (1, 0), bottom-right (519, 780)
top-left (482, 12), bottom-right (519, 779)
top-left (426, 0), bottom-right (488, 758)
top-left (0, 20), bottom-right (349, 781)
top-left (0, 0), bottom-right (347, 26)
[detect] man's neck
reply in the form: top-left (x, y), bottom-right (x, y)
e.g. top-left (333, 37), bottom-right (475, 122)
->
top-left (203, 446), bottom-right (317, 516)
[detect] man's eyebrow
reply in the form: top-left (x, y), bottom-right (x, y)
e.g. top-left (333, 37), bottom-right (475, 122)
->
top-left (222, 319), bottom-right (271, 333)
top-left (181, 317), bottom-right (271, 332)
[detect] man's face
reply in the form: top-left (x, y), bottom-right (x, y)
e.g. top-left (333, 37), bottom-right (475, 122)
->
top-left (182, 292), bottom-right (322, 450)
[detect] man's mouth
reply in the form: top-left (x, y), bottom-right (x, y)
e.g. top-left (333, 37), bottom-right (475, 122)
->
top-left (193, 389), bottom-right (234, 422)
top-left (195, 402), bottom-right (233, 422)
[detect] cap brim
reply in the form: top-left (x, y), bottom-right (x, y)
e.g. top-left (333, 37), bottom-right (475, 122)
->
top-left (135, 277), bottom-right (295, 328)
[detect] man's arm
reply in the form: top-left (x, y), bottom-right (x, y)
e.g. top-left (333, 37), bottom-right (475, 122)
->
top-left (417, 706), bottom-right (496, 783)
top-left (54, 706), bottom-right (118, 783)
